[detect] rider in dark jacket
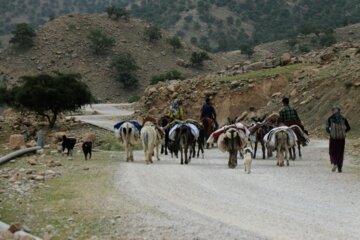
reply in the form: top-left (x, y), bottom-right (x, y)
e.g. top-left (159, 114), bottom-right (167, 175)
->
top-left (201, 98), bottom-right (218, 129)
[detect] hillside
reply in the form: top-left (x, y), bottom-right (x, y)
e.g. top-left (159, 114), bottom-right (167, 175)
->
top-left (135, 41), bottom-right (360, 137)
top-left (216, 23), bottom-right (360, 63)
top-left (0, 13), bottom-right (231, 102)
top-left (1, 0), bottom-right (360, 52)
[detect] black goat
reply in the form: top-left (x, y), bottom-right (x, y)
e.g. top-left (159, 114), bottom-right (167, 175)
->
top-left (82, 141), bottom-right (92, 160)
top-left (62, 135), bottom-right (76, 156)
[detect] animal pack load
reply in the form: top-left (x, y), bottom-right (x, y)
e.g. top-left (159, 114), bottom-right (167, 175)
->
top-left (207, 123), bottom-right (250, 145)
top-left (169, 122), bottom-right (200, 141)
top-left (263, 126), bottom-right (297, 148)
top-left (330, 118), bottom-right (347, 139)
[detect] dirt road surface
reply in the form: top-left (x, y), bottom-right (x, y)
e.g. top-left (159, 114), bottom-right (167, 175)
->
top-left (77, 104), bottom-right (360, 239)
top-left (115, 140), bottom-right (360, 240)
top-left (75, 104), bottom-right (134, 131)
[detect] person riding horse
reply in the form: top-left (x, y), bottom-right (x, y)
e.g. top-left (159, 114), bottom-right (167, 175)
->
top-left (200, 98), bottom-right (218, 129)
top-left (278, 97), bottom-right (308, 145)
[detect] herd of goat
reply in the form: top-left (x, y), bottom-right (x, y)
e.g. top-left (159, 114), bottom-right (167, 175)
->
top-left (111, 114), bottom-right (309, 173)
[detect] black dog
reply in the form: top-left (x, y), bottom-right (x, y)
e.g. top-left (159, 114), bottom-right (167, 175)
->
top-left (62, 135), bottom-right (76, 156)
top-left (82, 141), bottom-right (92, 160)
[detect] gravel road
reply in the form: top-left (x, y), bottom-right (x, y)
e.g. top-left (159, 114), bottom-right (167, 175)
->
top-left (75, 104), bottom-right (134, 131)
top-left (115, 140), bottom-right (360, 240)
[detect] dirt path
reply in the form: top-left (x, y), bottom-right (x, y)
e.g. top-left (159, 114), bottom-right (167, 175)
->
top-left (75, 104), bottom-right (134, 131)
top-left (114, 140), bottom-right (360, 240)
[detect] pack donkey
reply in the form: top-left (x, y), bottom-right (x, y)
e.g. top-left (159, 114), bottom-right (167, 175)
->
top-left (114, 121), bottom-right (141, 162)
top-left (172, 123), bottom-right (197, 165)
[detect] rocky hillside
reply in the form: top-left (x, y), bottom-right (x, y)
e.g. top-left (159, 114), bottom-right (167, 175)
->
top-left (135, 41), bottom-right (360, 138)
top-left (0, 13), bottom-right (231, 102)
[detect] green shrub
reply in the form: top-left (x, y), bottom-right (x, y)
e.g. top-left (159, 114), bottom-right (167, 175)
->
top-left (184, 15), bottom-right (193, 23)
top-left (226, 16), bottom-right (234, 25)
top-left (128, 95), bottom-right (141, 103)
top-left (239, 44), bottom-right (254, 57)
top-left (190, 51), bottom-right (210, 67)
top-left (344, 80), bottom-right (353, 89)
top-left (9, 23), bottom-right (36, 49)
top-left (167, 36), bottom-right (182, 52)
top-left (144, 26), bottom-right (162, 42)
top-left (299, 44), bottom-right (310, 53)
top-left (87, 29), bottom-right (115, 55)
top-left (319, 34), bottom-right (337, 47)
top-left (190, 37), bottom-right (198, 45)
top-left (287, 38), bottom-right (299, 48)
top-left (112, 53), bottom-right (139, 88)
top-left (106, 6), bottom-right (130, 20)
top-left (150, 70), bottom-right (186, 85)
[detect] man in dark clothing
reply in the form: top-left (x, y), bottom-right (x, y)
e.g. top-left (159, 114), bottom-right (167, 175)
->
top-left (278, 97), bottom-right (308, 145)
top-left (326, 106), bottom-right (351, 173)
top-left (200, 98), bottom-right (218, 129)
top-left (278, 97), bottom-right (302, 126)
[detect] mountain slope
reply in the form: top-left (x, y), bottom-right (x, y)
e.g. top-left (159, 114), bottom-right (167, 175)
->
top-left (135, 41), bottom-right (360, 137)
top-left (0, 13), bottom-right (230, 102)
top-left (1, 0), bottom-right (360, 52)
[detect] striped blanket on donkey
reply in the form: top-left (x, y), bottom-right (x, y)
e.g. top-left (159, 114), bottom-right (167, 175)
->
top-left (207, 123), bottom-right (250, 145)
top-left (263, 126), bottom-right (297, 148)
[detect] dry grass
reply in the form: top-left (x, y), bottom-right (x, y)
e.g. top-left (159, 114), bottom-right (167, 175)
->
top-left (0, 147), bottom-right (137, 239)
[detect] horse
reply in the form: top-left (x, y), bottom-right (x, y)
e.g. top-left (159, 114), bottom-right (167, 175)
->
top-left (114, 121), bottom-right (140, 162)
top-left (217, 126), bottom-right (246, 169)
top-left (173, 124), bottom-right (196, 165)
top-left (201, 117), bottom-right (216, 148)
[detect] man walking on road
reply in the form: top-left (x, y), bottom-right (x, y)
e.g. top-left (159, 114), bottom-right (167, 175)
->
top-left (326, 106), bottom-right (351, 173)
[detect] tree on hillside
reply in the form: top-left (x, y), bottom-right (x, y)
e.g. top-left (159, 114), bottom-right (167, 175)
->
top-left (0, 86), bottom-right (11, 106)
top-left (320, 33), bottom-right (337, 47)
top-left (287, 38), bottom-right (299, 49)
top-left (9, 23), bottom-right (36, 49)
top-left (106, 6), bottom-right (130, 21)
top-left (239, 44), bottom-right (254, 58)
top-left (87, 29), bottom-right (115, 55)
top-left (190, 51), bottom-right (210, 68)
top-left (226, 16), bottom-right (234, 25)
top-left (2, 73), bottom-right (93, 128)
top-left (112, 53), bottom-right (139, 89)
top-left (167, 36), bottom-right (183, 52)
top-left (298, 24), bottom-right (321, 36)
top-left (143, 26), bottom-right (162, 43)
